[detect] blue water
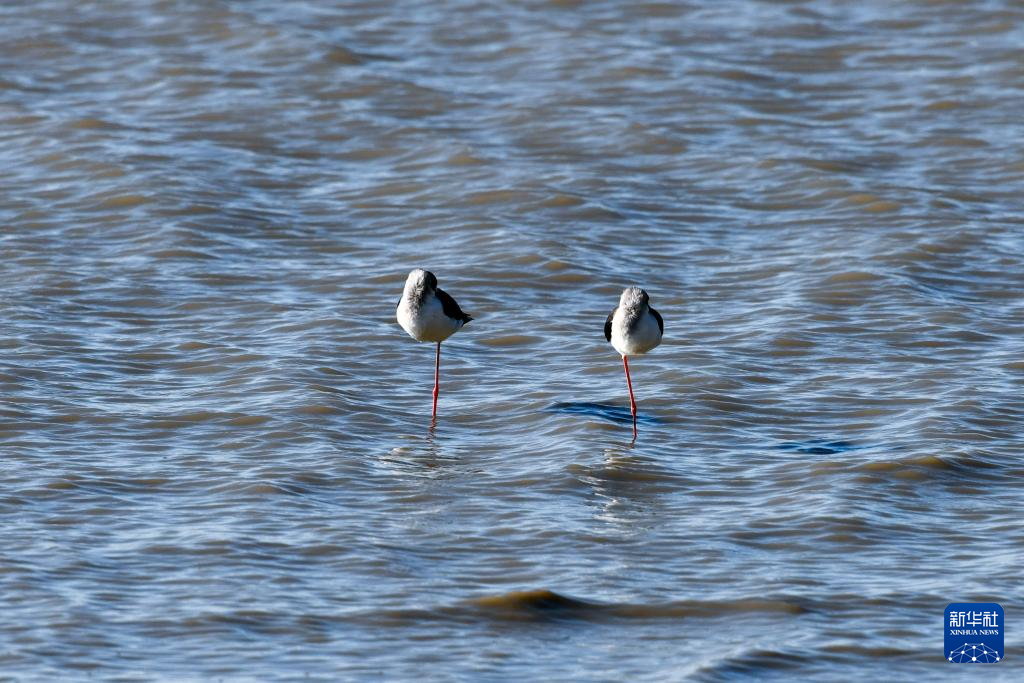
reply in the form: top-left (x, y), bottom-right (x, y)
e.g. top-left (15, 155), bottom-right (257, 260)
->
top-left (1, 1), bottom-right (1023, 680)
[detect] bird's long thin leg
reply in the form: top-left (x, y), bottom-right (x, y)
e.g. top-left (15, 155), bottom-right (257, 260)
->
top-left (622, 355), bottom-right (637, 437)
top-left (432, 341), bottom-right (441, 419)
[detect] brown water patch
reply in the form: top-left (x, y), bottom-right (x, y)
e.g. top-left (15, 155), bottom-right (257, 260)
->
top-left (466, 589), bottom-right (809, 622)
top-left (477, 335), bottom-right (544, 347)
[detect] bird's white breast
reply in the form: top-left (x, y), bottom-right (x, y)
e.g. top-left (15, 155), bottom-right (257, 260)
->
top-left (397, 293), bottom-right (462, 343)
top-left (611, 308), bottom-right (662, 356)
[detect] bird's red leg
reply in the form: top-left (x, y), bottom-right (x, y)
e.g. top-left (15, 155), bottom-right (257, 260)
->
top-left (432, 341), bottom-right (441, 419)
top-left (622, 355), bottom-right (637, 437)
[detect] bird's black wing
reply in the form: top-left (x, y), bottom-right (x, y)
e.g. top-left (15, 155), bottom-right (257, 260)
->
top-left (650, 307), bottom-right (664, 335)
top-left (436, 287), bottom-right (472, 324)
top-left (604, 308), bottom-right (616, 342)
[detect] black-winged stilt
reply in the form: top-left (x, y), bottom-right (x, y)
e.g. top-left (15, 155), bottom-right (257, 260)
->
top-left (396, 269), bottom-right (473, 420)
top-left (604, 287), bottom-right (663, 437)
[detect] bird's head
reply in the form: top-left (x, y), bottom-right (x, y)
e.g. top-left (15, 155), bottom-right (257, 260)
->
top-left (619, 286), bottom-right (649, 309)
top-left (405, 268), bottom-right (438, 293)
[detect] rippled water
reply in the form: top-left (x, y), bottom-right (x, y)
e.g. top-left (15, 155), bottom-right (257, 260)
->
top-left (2, 1), bottom-right (1023, 680)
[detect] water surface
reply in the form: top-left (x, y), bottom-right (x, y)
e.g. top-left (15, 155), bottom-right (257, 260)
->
top-left (2, 1), bottom-right (1023, 680)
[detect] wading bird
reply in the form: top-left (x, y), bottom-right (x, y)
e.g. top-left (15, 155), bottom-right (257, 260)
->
top-left (605, 287), bottom-right (663, 438)
top-left (397, 269), bottom-right (472, 420)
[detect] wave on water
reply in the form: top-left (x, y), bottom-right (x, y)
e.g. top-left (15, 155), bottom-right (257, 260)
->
top-left (470, 589), bottom-right (809, 621)
top-left (547, 402), bottom-right (663, 425)
top-left (349, 589), bottom-right (810, 627)
top-left (776, 439), bottom-right (860, 455)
